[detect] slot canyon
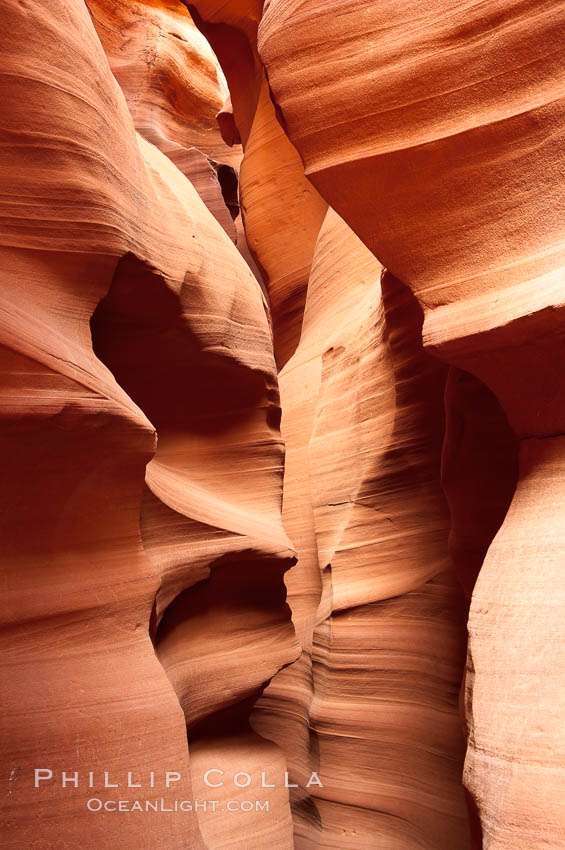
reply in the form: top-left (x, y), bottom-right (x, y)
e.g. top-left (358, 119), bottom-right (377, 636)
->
top-left (1, 0), bottom-right (564, 848)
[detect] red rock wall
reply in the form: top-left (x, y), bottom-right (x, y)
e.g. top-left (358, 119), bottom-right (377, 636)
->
top-left (1, 1), bottom-right (296, 847)
top-left (252, 211), bottom-right (472, 848)
top-left (258, 1), bottom-right (565, 847)
top-left (1, 1), bottom-right (563, 849)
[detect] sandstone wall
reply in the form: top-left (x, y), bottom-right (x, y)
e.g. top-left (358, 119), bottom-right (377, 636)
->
top-left (1, 1), bottom-right (563, 849)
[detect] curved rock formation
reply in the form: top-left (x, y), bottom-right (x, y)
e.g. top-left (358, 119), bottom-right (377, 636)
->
top-left (239, 75), bottom-right (327, 367)
top-left (189, 0), bottom-right (327, 368)
top-left (252, 211), bottom-right (470, 849)
top-left (259, 2), bottom-right (565, 847)
top-left (259, 0), bottom-right (565, 307)
top-left (0, 1), bottom-right (296, 847)
top-left (2, 1), bottom-right (564, 849)
top-left (87, 0), bottom-right (241, 238)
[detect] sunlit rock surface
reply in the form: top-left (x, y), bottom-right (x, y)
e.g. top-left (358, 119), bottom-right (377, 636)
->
top-left (1, 1), bottom-right (296, 847)
top-left (1, 1), bottom-right (564, 849)
top-left (259, 1), bottom-right (565, 847)
top-left (252, 212), bottom-right (471, 849)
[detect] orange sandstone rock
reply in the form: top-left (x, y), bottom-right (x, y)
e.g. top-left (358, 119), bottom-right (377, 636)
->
top-left (253, 212), bottom-right (471, 848)
top-left (259, 2), bottom-right (565, 846)
top-left (0, 1), bottom-right (296, 847)
top-left (240, 75), bottom-right (327, 367)
top-left (87, 0), bottom-right (241, 238)
top-left (3, 1), bottom-right (565, 849)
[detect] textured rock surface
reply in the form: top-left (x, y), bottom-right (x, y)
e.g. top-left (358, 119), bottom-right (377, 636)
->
top-left (0, 0), bottom-right (295, 847)
top-left (259, 2), bottom-right (565, 847)
top-left (239, 74), bottom-right (327, 368)
top-left (253, 212), bottom-right (471, 848)
top-left (2, 1), bottom-right (564, 849)
top-left (259, 0), bottom-right (565, 310)
top-left (189, 0), bottom-right (328, 366)
top-left (87, 0), bottom-right (241, 236)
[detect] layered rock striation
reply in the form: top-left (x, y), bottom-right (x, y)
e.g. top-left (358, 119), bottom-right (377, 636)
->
top-left (259, 2), bottom-right (565, 847)
top-left (1, 1), bottom-right (296, 847)
top-left (1, 1), bottom-right (564, 849)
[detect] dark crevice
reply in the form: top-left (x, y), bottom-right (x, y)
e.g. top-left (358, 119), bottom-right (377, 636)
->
top-left (441, 366), bottom-right (519, 600)
top-left (90, 253), bottom-right (269, 434)
top-left (210, 160), bottom-right (239, 220)
top-left (155, 552), bottom-right (298, 736)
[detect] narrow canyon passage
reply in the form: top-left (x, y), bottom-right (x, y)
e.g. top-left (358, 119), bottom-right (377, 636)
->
top-left (1, 2), bottom-right (563, 849)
